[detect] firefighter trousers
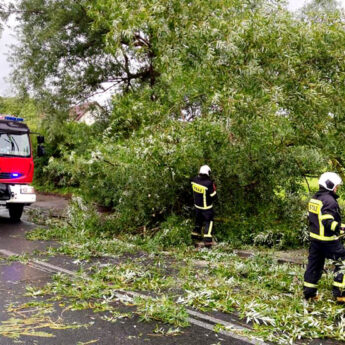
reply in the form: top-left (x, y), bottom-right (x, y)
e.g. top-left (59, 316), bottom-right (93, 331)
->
top-left (192, 209), bottom-right (214, 243)
top-left (304, 239), bottom-right (345, 298)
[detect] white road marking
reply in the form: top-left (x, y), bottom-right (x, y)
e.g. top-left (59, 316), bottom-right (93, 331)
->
top-left (124, 290), bottom-right (249, 330)
top-left (0, 249), bottom-right (268, 345)
top-left (122, 290), bottom-right (266, 345)
top-left (32, 259), bottom-right (77, 276)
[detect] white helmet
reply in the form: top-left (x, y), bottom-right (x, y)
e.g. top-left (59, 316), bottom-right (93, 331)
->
top-left (319, 172), bottom-right (342, 191)
top-left (199, 165), bottom-right (211, 176)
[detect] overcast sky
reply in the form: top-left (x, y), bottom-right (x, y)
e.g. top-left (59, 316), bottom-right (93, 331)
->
top-left (0, 11), bottom-right (17, 97)
top-left (0, 0), bottom-right (345, 98)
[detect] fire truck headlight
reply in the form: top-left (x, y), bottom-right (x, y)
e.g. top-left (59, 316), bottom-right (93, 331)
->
top-left (20, 186), bottom-right (35, 194)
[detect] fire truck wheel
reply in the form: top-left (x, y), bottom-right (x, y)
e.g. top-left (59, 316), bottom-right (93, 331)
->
top-left (8, 204), bottom-right (24, 222)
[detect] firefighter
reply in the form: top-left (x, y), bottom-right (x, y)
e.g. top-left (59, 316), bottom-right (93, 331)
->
top-left (191, 165), bottom-right (217, 248)
top-left (304, 172), bottom-right (345, 303)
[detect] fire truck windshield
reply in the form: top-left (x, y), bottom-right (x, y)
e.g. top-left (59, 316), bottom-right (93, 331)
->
top-left (0, 133), bottom-right (31, 157)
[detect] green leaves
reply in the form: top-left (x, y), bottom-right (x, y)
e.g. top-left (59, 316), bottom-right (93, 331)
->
top-left (135, 295), bottom-right (189, 327)
top-left (0, 2), bottom-right (14, 34)
top-left (12, 0), bottom-right (345, 243)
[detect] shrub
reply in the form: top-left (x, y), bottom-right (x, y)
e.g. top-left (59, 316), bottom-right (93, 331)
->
top-left (36, 113), bottom-right (320, 247)
top-left (151, 215), bottom-right (193, 249)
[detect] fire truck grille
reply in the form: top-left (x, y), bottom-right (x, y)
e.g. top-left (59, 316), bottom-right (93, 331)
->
top-left (0, 173), bottom-right (22, 179)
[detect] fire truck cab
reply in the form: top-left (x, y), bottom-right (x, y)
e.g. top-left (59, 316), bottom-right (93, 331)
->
top-left (0, 115), bottom-right (40, 222)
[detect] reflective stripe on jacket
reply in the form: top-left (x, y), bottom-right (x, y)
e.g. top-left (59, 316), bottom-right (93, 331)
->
top-left (308, 187), bottom-right (342, 241)
top-left (191, 175), bottom-right (217, 210)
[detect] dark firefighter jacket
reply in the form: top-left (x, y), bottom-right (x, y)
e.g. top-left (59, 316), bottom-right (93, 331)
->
top-left (308, 187), bottom-right (343, 241)
top-left (191, 175), bottom-right (217, 210)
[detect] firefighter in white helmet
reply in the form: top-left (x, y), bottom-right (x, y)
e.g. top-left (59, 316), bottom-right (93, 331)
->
top-left (191, 165), bottom-right (217, 248)
top-left (304, 172), bottom-right (345, 303)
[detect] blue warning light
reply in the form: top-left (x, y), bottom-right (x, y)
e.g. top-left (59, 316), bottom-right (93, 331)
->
top-left (0, 115), bottom-right (24, 122)
top-left (5, 116), bottom-right (24, 122)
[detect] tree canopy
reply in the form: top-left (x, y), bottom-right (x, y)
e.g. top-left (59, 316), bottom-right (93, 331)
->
top-left (0, 3), bottom-right (13, 33)
top-left (12, 0), bottom-right (165, 104)
top-left (9, 0), bottom-right (345, 245)
top-left (302, 0), bottom-right (341, 12)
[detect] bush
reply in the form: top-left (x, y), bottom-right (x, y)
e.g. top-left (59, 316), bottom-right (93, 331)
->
top-left (36, 112), bottom-right (321, 247)
top-left (151, 215), bottom-right (193, 249)
top-left (34, 122), bottom-right (101, 190)
top-left (15, 0), bottom-right (345, 249)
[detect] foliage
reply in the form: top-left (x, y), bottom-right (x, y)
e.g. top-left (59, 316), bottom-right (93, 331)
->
top-left (11, 0), bottom-right (161, 104)
top-left (0, 3), bottom-right (13, 34)
top-left (0, 96), bottom-right (41, 132)
top-left (135, 295), bottom-right (189, 327)
top-left (21, 228), bottom-right (345, 344)
top-left (12, 0), bottom-right (345, 245)
top-left (34, 120), bottom-right (104, 189)
top-left (0, 300), bottom-right (84, 339)
top-left (301, 0), bottom-right (341, 14)
top-left (27, 197), bottom-right (143, 260)
top-left (44, 114), bottom-right (315, 245)
top-left (151, 215), bottom-right (193, 249)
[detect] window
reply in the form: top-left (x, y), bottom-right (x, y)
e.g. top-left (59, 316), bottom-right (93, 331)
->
top-left (0, 133), bottom-right (31, 157)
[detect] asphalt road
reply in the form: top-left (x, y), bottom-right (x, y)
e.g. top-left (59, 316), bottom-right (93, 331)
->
top-left (0, 207), bottom-right (256, 345)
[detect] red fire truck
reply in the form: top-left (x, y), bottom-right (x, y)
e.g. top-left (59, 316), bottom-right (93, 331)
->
top-left (0, 115), bottom-right (44, 222)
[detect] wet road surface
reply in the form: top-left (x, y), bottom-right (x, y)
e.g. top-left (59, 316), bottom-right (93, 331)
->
top-left (0, 203), bottom-right (341, 345)
top-left (0, 208), bottom-right (254, 345)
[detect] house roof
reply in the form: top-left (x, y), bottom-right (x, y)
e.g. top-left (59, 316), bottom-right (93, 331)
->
top-left (70, 102), bottom-right (103, 122)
